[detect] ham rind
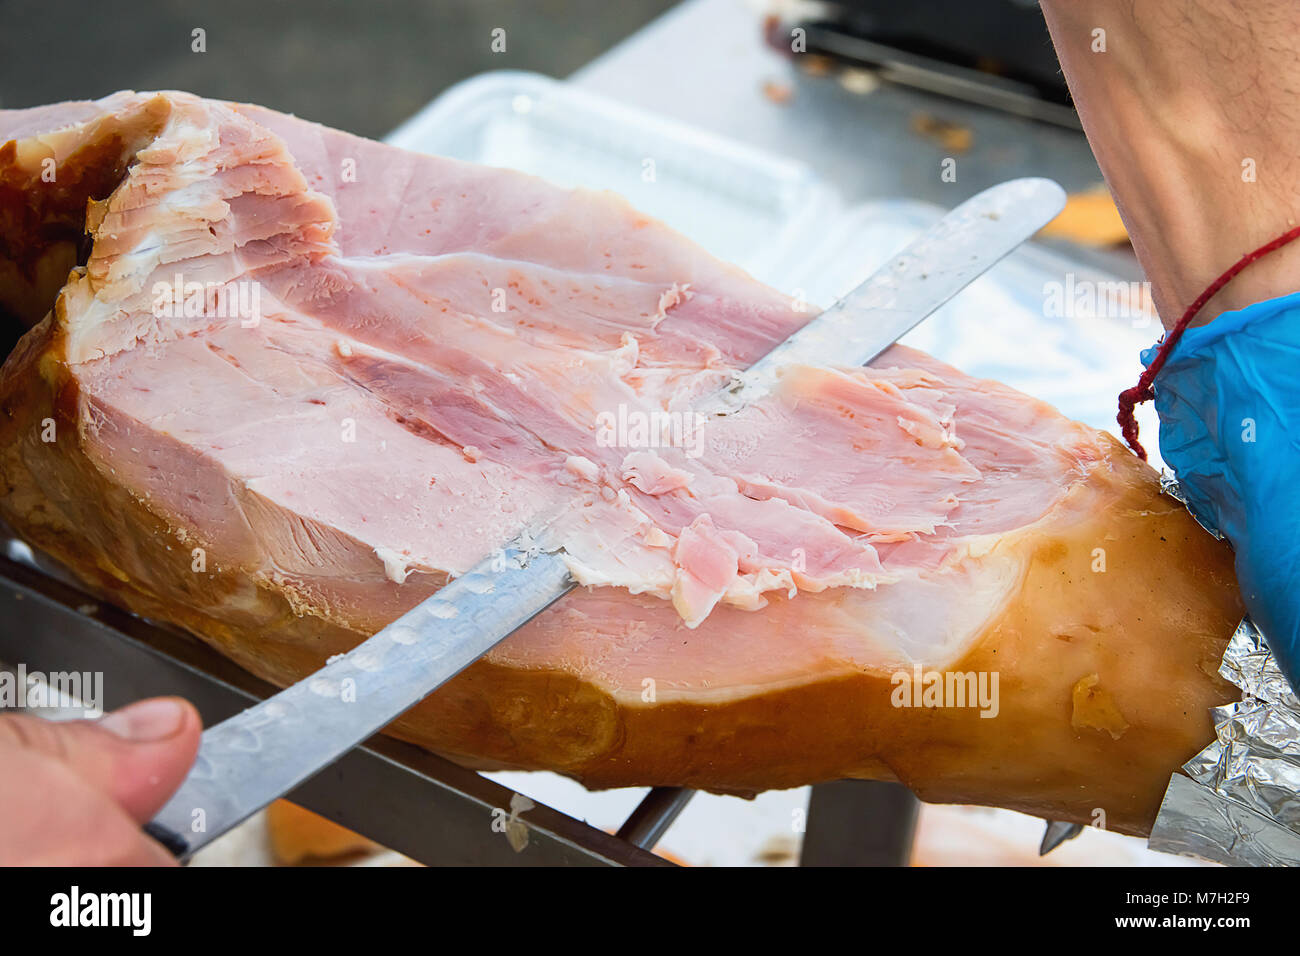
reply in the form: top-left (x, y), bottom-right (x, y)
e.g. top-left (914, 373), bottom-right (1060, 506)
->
top-left (0, 92), bottom-right (1244, 834)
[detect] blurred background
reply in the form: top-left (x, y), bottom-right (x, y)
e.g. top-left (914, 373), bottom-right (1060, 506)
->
top-left (0, 0), bottom-right (676, 136)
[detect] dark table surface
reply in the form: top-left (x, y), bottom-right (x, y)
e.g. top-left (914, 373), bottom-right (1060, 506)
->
top-left (0, 0), bottom-right (676, 139)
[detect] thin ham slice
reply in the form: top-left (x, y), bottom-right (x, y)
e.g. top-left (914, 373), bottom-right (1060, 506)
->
top-left (0, 92), bottom-right (1243, 834)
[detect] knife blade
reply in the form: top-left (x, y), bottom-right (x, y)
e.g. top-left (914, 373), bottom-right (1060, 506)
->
top-left (711, 176), bottom-right (1066, 411)
top-left (146, 177), bottom-right (1065, 858)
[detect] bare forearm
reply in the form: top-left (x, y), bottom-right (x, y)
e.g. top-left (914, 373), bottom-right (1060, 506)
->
top-left (1042, 0), bottom-right (1300, 327)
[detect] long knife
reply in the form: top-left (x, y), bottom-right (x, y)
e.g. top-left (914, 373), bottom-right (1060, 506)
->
top-left (145, 177), bottom-right (1066, 858)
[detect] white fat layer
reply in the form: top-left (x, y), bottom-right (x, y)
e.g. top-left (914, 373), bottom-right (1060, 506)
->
top-left (375, 546), bottom-right (412, 584)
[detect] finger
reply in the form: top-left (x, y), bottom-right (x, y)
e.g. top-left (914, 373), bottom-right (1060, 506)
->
top-left (0, 745), bottom-right (177, 866)
top-left (0, 697), bottom-right (201, 822)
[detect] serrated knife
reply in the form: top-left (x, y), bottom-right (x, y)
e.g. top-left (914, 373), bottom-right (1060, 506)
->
top-left (146, 177), bottom-right (1066, 859)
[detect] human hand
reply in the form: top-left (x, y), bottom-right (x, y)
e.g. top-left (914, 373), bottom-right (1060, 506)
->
top-left (0, 696), bottom-right (201, 865)
top-left (1147, 291), bottom-right (1300, 688)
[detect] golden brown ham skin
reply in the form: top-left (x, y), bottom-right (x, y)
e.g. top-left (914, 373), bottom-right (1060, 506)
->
top-left (1, 304), bottom-right (1241, 836)
top-left (0, 100), bottom-right (170, 328)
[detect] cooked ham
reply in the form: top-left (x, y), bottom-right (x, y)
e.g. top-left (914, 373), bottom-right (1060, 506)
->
top-left (0, 92), bottom-right (1243, 834)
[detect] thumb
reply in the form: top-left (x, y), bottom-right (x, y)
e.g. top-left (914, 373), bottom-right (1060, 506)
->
top-left (0, 697), bottom-right (202, 822)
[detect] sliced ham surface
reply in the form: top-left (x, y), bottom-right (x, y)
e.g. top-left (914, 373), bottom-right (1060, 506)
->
top-left (0, 92), bottom-right (1243, 834)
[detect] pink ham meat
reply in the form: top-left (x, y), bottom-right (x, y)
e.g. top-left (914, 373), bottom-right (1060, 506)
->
top-left (0, 92), bottom-right (1242, 834)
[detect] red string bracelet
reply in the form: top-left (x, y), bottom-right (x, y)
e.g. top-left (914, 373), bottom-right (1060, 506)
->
top-left (1118, 224), bottom-right (1300, 459)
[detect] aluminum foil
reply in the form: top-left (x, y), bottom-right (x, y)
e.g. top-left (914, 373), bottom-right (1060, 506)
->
top-left (1149, 617), bottom-right (1300, 865)
top-left (1218, 617), bottom-right (1300, 711)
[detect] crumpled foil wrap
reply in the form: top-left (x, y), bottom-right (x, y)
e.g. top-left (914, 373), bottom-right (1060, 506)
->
top-left (1148, 617), bottom-right (1300, 865)
top-left (1147, 475), bottom-right (1300, 865)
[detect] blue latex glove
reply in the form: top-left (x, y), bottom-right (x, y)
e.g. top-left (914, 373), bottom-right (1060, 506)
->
top-left (1145, 290), bottom-right (1300, 690)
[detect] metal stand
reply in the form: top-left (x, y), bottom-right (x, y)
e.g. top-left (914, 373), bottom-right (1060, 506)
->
top-left (799, 779), bottom-right (919, 866)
